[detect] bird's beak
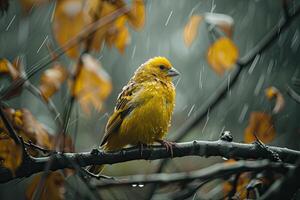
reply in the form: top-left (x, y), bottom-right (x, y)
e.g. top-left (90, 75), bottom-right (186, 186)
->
top-left (167, 67), bottom-right (180, 77)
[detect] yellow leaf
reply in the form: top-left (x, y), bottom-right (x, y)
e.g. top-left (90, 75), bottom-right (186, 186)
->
top-left (114, 25), bottom-right (130, 53)
top-left (53, 0), bottom-right (86, 59)
top-left (0, 108), bottom-right (53, 156)
top-left (244, 112), bottom-right (276, 144)
top-left (127, 0), bottom-right (145, 30)
top-left (223, 170), bottom-right (250, 199)
top-left (183, 15), bottom-right (203, 47)
top-left (0, 133), bottom-right (22, 176)
top-left (72, 54), bottom-right (112, 114)
top-left (265, 86), bottom-right (285, 114)
top-left (207, 37), bottom-right (239, 76)
top-left (105, 16), bottom-right (130, 53)
top-left (40, 63), bottom-right (68, 101)
top-left (0, 58), bottom-right (19, 80)
top-left (26, 171), bottom-right (65, 200)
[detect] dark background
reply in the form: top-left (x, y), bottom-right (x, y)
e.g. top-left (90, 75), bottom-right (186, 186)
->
top-left (0, 0), bottom-right (300, 199)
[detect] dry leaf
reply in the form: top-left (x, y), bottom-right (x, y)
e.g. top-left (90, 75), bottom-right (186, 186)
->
top-left (72, 54), bottom-right (112, 114)
top-left (204, 13), bottom-right (234, 38)
top-left (0, 58), bottom-right (20, 80)
top-left (0, 108), bottom-right (53, 156)
top-left (265, 86), bottom-right (285, 114)
top-left (53, 0), bottom-right (86, 59)
top-left (26, 171), bottom-right (65, 200)
top-left (0, 133), bottom-right (22, 176)
top-left (127, 0), bottom-right (145, 30)
top-left (40, 63), bottom-right (68, 101)
top-left (105, 16), bottom-right (130, 53)
top-left (207, 37), bottom-right (239, 76)
top-left (223, 172), bottom-right (250, 199)
top-left (183, 15), bottom-right (203, 47)
top-left (244, 112), bottom-right (276, 144)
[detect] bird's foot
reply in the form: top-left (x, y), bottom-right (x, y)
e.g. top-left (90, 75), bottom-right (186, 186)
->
top-left (156, 139), bottom-right (176, 157)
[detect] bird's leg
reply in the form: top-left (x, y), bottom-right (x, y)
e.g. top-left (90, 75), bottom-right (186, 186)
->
top-left (155, 139), bottom-right (176, 157)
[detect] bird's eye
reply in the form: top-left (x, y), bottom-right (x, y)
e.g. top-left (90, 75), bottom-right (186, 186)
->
top-left (159, 65), bottom-right (166, 70)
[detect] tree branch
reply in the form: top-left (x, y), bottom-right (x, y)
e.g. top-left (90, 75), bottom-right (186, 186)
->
top-left (93, 160), bottom-right (293, 189)
top-left (1, 140), bottom-right (300, 183)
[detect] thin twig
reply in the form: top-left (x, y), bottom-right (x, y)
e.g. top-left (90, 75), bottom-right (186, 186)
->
top-left (25, 82), bottom-right (63, 127)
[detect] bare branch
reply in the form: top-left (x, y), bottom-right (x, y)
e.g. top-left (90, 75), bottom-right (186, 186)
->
top-left (1, 140), bottom-right (300, 183)
top-left (93, 160), bottom-right (293, 189)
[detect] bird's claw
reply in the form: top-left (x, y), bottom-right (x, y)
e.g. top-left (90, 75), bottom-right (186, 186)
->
top-left (156, 139), bottom-right (176, 157)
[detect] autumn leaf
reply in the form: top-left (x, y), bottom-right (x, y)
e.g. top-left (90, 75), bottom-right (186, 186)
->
top-left (0, 108), bottom-right (53, 156)
top-left (244, 112), bottom-right (276, 144)
top-left (0, 133), bottom-right (22, 176)
top-left (39, 63), bottom-right (68, 101)
top-left (26, 171), bottom-right (65, 200)
top-left (265, 86), bottom-right (285, 114)
top-left (72, 54), bottom-right (112, 114)
top-left (0, 58), bottom-right (20, 80)
top-left (0, 57), bottom-right (26, 100)
top-left (53, 0), bottom-right (86, 59)
top-left (223, 171), bottom-right (250, 199)
top-left (183, 15), bottom-right (203, 47)
top-left (204, 13), bottom-right (234, 38)
top-left (105, 16), bottom-right (131, 53)
top-left (127, 0), bottom-right (145, 30)
top-left (207, 37), bottom-right (239, 76)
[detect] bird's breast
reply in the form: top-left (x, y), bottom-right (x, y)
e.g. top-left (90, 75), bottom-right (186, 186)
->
top-left (120, 83), bottom-right (175, 145)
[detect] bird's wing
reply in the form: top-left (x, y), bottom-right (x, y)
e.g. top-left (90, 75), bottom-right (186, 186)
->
top-left (100, 82), bottom-right (140, 146)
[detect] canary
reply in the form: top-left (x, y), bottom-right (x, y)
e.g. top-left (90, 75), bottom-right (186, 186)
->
top-left (88, 57), bottom-right (179, 174)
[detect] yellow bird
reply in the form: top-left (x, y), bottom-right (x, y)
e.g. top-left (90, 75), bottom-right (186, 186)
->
top-left (88, 57), bottom-right (179, 174)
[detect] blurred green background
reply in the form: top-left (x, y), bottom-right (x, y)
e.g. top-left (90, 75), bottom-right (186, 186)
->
top-left (0, 0), bottom-right (300, 199)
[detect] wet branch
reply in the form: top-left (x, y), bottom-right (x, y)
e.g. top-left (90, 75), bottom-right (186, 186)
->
top-left (93, 160), bottom-right (293, 189)
top-left (1, 139), bottom-right (300, 183)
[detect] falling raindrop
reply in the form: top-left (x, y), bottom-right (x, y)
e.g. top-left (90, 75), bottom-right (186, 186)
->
top-left (291, 30), bottom-right (300, 52)
top-left (198, 67), bottom-right (203, 89)
top-left (248, 54), bottom-right (260, 74)
top-left (201, 109), bottom-right (210, 134)
top-left (238, 104), bottom-right (249, 123)
top-left (267, 60), bottom-right (274, 75)
top-left (5, 15), bottom-right (16, 31)
top-left (131, 45), bottom-right (136, 60)
top-left (187, 104), bottom-right (195, 117)
top-left (132, 184), bottom-right (137, 187)
top-left (37, 35), bottom-right (49, 54)
top-left (188, 2), bottom-right (202, 18)
top-left (165, 10), bottom-right (173, 26)
top-left (254, 74), bottom-right (265, 96)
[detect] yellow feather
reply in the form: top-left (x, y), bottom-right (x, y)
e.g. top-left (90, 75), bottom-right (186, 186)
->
top-left (88, 57), bottom-right (178, 174)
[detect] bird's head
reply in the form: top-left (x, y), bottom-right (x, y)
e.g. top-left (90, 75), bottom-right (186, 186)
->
top-left (135, 57), bottom-right (180, 81)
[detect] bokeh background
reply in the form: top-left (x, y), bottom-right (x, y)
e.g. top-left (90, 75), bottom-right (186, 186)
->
top-left (0, 0), bottom-right (300, 199)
